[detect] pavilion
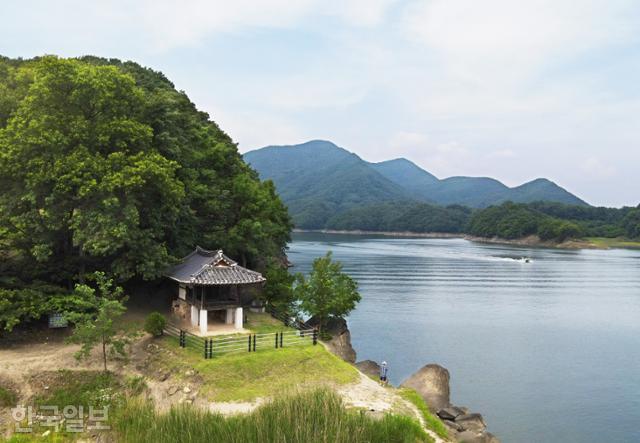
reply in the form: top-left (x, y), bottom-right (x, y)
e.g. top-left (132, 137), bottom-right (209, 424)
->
top-left (165, 246), bottom-right (266, 335)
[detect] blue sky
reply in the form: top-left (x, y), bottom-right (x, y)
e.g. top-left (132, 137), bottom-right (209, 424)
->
top-left (2, 0), bottom-right (639, 207)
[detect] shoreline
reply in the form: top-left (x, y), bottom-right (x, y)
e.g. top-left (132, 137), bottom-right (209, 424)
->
top-left (293, 229), bottom-right (638, 250)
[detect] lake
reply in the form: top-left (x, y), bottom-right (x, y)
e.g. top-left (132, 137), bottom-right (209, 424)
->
top-left (289, 232), bottom-right (640, 443)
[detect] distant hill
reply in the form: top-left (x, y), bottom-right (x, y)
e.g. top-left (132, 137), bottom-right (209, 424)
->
top-left (243, 140), bottom-right (412, 228)
top-left (244, 140), bottom-right (589, 228)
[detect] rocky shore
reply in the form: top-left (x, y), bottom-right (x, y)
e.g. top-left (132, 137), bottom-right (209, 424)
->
top-left (325, 320), bottom-right (500, 443)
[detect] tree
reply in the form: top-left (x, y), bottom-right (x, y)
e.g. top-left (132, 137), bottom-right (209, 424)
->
top-left (65, 272), bottom-right (129, 372)
top-left (294, 252), bottom-right (361, 334)
top-left (262, 258), bottom-right (297, 313)
top-left (0, 55), bottom-right (292, 295)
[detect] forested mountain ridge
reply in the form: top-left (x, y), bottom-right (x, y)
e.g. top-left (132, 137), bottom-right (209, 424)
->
top-left (243, 140), bottom-right (414, 228)
top-left (244, 140), bottom-right (588, 228)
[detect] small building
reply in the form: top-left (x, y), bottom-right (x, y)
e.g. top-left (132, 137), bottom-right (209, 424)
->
top-left (165, 246), bottom-right (266, 335)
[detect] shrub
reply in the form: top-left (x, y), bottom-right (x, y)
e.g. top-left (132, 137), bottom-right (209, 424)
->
top-left (0, 385), bottom-right (17, 407)
top-left (144, 312), bottom-right (166, 337)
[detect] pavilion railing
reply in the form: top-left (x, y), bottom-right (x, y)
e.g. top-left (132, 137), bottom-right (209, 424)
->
top-left (163, 322), bottom-right (317, 359)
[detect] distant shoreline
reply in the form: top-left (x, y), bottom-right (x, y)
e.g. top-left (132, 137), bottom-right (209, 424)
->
top-left (293, 229), bottom-right (640, 250)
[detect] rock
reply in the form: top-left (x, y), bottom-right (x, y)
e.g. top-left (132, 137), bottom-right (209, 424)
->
top-left (400, 364), bottom-right (450, 410)
top-left (355, 360), bottom-right (381, 379)
top-left (456, 430), bottom-right (500, 443)
top-left (437, 406), bottom-right (464, 420)
top-left (159, 372), bottom-right (170, 382)
top-left (444, 419), bottom-right (464, 432)
top-left (167, 386), bottom-right (179, 396)
top-left (455, 413), bottom-right (487, 432)
top-left (185, 369), bottom-right (195, 377)
top-left (307, 316), bottom-right (356, 363)
top-left (183, 386), bottom-right (192, 394)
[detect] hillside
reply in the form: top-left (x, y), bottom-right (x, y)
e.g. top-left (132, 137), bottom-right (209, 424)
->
top-left (243, 141), bottom-right (414, 228)
top-left (244, 140), bottom-right (588, 228)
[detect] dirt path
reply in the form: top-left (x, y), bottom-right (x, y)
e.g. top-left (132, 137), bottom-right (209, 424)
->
top-left (0, 338), bottom-right (447, 442)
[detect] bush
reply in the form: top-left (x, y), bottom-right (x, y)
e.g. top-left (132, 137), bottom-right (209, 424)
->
top-left (144, 312), bottom-right (166, 337)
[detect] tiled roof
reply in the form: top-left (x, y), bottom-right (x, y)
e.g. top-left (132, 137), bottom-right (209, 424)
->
top-left (165, 246), bottom-right (266, 285)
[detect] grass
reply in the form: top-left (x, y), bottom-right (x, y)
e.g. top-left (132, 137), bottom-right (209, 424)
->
top-left (244, 311), bottom-right (297, 334)
top-left (31, 370), bottom-right (147, 410)
top-left (113, 388), bottom-right (433, 443)
top-left (585, 237), bottom-right (640, 249)
top-left (154, 337), bottom-right (358, 401)
top-left (0, 385), bottom-right (17, 407)
top-left (399, 388), bottom-right (449, 440)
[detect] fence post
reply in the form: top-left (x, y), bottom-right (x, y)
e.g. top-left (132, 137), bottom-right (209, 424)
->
top-left (312, 328), bottom-right (318, 345)
top-left (275, 332), bottom-right (278, 349)
top-left (248, 334), bottom-right (252, 352)
top-left (179, 330), bottom-right (185, 348)
top-left (253, 334), bottom-right (256, 352)
top-left (280, 332), bottom-right (283, 348)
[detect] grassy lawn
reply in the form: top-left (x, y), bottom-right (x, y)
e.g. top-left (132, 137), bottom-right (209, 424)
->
top-left (398, 388), bottom-right (449, 440)
top-left (586, 237), bottom-right (640, 249)
top-left (153, 337), bottom-right (358, 402)
top-left (244, 311), bottom-right (298, 334)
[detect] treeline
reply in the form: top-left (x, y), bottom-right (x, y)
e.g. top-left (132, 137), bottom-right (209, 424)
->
top-left (319, 200), bottom-right (640, 241)
top-left (326, 202), bottom-right (472, 233)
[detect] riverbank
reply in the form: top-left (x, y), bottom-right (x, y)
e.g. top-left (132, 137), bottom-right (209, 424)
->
top-left (294, 230), bottom-right (640, 250)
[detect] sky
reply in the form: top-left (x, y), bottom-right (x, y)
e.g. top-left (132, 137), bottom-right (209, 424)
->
top-left (2, 0), bottom-right (639, 207)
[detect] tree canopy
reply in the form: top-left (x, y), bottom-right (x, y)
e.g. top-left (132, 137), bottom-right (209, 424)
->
top-left (0, 55), bottom-right (292, 331)
top-left (0, 55), bottom-right (292, 288)
top-left (295, 252), bottom-right (361, 333)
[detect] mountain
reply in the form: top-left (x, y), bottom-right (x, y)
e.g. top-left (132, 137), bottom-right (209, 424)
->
top-left (244, 140), bottom-right (589, 228)
top-left (243, 140), bottom-right (413, 228)
top-left (369, 158), bottom-right (439, 199)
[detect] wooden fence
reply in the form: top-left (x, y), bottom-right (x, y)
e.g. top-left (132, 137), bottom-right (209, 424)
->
top-left (163, 323), bottom-right (317, 359)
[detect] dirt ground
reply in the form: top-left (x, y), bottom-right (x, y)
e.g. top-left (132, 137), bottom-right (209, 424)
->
top-left (0, 331), bottom-right (445, 443)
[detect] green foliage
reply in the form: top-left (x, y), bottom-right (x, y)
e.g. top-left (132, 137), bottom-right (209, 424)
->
top-left (65, 272), bottom-right (130, 371)
top-left (622, 207), bottom-right (640, 238)
top-left (144, 312), bottom-right (167, 337)
top-left (113, 389), bottom-right (432, 443)
top-left (399, 388), bottom-right (449, 439)
top-left (0, 55), bottom-right (292, 290)
top-left (469, 201), bottom-right (636, 242)
top-left (33, 370), bottom-right (122, 410)
top-left (0, 385), bottom-right (17, 407)
top-left (261, 259), bottom-right (296, 312)
top-left (294, 252), bottom-right (361, 332)
top-left (327, 202), bottom-right (471, 233)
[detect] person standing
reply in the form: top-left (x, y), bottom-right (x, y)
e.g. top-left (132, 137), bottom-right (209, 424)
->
top-left (380, 361), bottom-right (389, 386)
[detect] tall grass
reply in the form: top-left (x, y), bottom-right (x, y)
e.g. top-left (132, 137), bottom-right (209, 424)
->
top-left (399, 388), bottom-right (449, 439)
top-left (113, 389), bottom-right (433, 443)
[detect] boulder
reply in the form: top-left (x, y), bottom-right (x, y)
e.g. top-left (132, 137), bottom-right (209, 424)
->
top-left (455, 413), bottom-right (487, 433)
top-left (355, 360), bottom-right (381, 379)
top-left (307, 316), bottom-right (357, 363)
top-left (400, 364), bottom-right (450, 410)
top-left (456, 430), bottom-right (500, 443)
top-left (437, 406), bottom-right (465, 421)
top-left (444, 420), bottom-right (464, 433)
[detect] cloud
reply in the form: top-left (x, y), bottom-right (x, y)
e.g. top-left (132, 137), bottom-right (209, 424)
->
top-left (580, 156), bottom-right (616, 179)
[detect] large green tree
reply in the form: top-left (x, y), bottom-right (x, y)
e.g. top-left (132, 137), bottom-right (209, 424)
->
top-left (295, 252), bottom-right (361, 333)
top-left (0, 55), bottom-right (291, 289)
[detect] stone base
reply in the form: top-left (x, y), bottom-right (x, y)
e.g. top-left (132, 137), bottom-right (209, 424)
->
top-left (172, 298), bottom-right (190, 321)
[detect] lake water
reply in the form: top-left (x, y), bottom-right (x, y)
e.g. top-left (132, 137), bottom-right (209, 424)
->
top-left (289, 232), bottom-right (640, 443)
